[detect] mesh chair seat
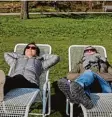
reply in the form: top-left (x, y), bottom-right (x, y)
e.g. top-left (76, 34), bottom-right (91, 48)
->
top-left (81, 93), bottom-right (112, 117)
top-left (0, 88), bottom-right (39, 117)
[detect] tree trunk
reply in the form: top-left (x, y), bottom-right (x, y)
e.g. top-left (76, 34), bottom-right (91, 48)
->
top-left (20, 1), bottom-right (29, 19)
top-left (88, 0), bottom-right (92, 11)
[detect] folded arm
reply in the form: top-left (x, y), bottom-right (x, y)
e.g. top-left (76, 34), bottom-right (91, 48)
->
top-left (4, 52), bottom-right (22, 66)
top-left (41, 54), bottom-right (60, 70)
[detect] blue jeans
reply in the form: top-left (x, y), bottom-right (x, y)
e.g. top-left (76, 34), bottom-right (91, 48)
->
top-left (75, 70), bottom-right (112, 95)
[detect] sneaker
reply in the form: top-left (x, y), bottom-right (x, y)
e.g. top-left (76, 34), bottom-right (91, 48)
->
top-left (70, 82), bottom-right (94, 109)
top-left (0, 70), bottom-right (5, 102)
top-left (58, 78), bottom-right (77, 103)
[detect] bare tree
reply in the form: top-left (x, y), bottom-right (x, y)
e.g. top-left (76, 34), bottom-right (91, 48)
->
top-left (20, 1), bottom-right (29, 19)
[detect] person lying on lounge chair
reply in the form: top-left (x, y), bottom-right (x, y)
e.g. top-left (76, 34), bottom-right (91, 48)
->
top-left (58, 46), bottom-right (112, 109)
top-left (0, 42), bottom-right (60, 102)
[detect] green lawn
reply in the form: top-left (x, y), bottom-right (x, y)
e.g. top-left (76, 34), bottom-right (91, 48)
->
top-left (0, 14), bottom-right (112, 117)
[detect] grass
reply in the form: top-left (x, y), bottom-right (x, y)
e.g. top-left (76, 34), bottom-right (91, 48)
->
top-left (0, 14), bottom-right (112, 117)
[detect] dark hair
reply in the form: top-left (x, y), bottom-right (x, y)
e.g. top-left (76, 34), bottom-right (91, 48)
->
top-left (23, 42), bottom-right (40, 56)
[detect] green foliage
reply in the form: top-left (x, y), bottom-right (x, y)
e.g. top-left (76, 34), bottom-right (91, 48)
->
top-left (0, 15), bottom-right (112, 116)
top-left (1, 14), bottom-right (112, 80)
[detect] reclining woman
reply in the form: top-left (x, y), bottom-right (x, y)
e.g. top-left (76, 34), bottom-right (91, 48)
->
top-left (0, 42), bottom-right (60, 102)
top-left (58, 46), bottom-right (112, 109)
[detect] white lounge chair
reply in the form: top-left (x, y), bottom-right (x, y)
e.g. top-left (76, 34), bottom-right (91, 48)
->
top-left (0, 43), bottom-right (51, 117)
top-left (67, 45), bottom-right (112, 117)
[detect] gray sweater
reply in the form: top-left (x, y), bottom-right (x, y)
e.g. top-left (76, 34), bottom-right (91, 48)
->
top-left (4, 52), bottom-right (60, 86)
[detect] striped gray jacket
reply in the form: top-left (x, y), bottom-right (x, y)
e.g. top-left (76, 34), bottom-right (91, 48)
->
top-left (4, 52), bottom-right (60, 86)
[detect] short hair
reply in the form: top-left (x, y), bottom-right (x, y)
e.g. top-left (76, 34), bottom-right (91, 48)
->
top-left (84, 46), bottom-right (98, 53)
top-left (23, 42), bottom-right (40, 56)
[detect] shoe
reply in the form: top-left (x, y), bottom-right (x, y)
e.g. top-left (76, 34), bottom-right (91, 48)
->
top-left (70, 82), bottom-right (94, 109)
top-left (58, 78), bottom-right (77, 103)
top-left (0, 70), bottom-right (5, 102)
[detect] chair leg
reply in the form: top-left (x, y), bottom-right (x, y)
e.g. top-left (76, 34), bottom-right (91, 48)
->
top-left (42, 94), bottom-right (45, 114)
top-left (47, 82), bottom-right (51, 115)
top-left (66, 99), bottom-right (69, 116)
top-left (43, 82), bottom-right (51, 116)
top-left (70, 102), bottom-right (74, 117)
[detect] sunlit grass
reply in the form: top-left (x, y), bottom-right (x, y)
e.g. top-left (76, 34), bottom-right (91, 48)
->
top-left (0, 14), bottom-right (112, 116)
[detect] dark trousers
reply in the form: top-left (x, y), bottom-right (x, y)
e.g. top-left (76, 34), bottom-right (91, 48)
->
top-left (4, 74), bottom-right (38, 95)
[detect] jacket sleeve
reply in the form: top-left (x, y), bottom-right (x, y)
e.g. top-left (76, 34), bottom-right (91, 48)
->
top-left (41, 54), bottom-right (60, 70)
top-left (4, 52), bottom-right (21, 66)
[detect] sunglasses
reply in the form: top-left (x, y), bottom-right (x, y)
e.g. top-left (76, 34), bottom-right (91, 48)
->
top-left (26, 46), bottom-right (36, 50)
top-left (84, 49), bottom-right (96, 53)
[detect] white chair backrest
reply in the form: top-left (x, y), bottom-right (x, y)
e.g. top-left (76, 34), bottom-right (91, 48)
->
top-left (8, 43), bottom-right (51, 89)
top-left (68, 45), bottom-right (107, 71)
top-left (14, 44), bottom-right (51, 56)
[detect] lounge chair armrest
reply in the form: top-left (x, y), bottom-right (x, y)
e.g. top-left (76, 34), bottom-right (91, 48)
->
top-left (42, 80), bottom-right (51, 114)
top-left (43, 80), bottom-right (50, 91)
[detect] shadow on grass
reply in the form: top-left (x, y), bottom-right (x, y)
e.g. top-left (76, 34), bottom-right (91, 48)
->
top-left (51, 81), bottom-right (68, 117)
top-left (51, 81), bottom-right (83, 117)
top-left (30, 13), bottom-right (112, 19)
